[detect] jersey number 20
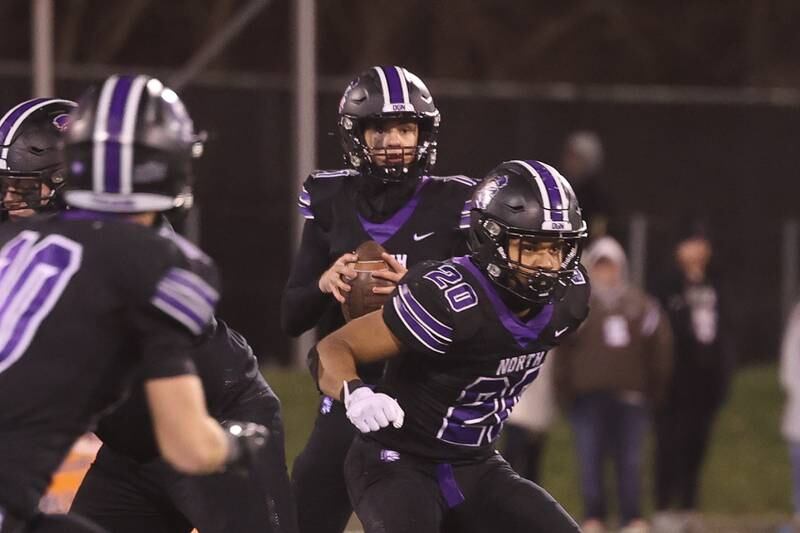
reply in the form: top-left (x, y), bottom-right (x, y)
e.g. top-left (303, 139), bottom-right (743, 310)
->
top-left (0, 231), bottom-right (83, 374)
top-left (437, 366), bottom-right (541, 447)
top-left (423, 264), bottom-right (478, 313)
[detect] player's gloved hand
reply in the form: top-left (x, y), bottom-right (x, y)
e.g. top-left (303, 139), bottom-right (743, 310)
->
top-left (343, 380), bottom-right (404, 433)
top-left (222, 420), bottom-right (269, 472)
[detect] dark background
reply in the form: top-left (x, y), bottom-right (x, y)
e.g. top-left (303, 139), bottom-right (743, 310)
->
top-left (2, 0), bottom-right (799, 364)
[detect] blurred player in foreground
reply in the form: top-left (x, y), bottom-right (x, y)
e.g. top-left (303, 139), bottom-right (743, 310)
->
top-left (316, 160), bottom-right (590, 532)
top-left (0, 77), bottom-right (266, 533)
top-left (0, 97), bottom-right (103, 514)
top-left (282, 65), bottom-right (476, 533)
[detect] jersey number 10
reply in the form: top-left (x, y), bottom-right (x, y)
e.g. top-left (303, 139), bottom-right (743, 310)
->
top-left (0, 231), bottom-right (82, 374)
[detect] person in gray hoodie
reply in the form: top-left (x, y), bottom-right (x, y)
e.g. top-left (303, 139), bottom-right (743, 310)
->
top-left (554, 236), bottom-right (673, 533)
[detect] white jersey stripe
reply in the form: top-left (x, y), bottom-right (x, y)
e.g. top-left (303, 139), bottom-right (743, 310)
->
top-left (151, 296), bottom-right (205, 335)
top-left (392, 297), bottom-right (446, 354)
top-left (398, 288), bottom-right (453, 343)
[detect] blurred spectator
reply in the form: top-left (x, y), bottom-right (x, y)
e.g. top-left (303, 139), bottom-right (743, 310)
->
top-left (560, 130), bottom-right (613, 238)
top-left (781, 302), bottom-right (800, 528)
top-left (502, 352), bottom-right (557, 484)
top-left (554, 236), bottom-right (673, 533)
top-left (651, 228), bottom-right (733, 515)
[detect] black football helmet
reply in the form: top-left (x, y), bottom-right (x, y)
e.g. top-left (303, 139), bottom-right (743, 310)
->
top-left (468, 160), bottom-right (588, 304)
top-left (62, 74), bottom-right (203, 213)
top-left (338, 66), bottom-right (440, 183)
top-left (0, 98), bottom-right (77, 214)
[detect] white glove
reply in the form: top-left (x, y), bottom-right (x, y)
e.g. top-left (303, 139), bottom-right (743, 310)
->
top-left (343, 381), bottom-right (405, 433)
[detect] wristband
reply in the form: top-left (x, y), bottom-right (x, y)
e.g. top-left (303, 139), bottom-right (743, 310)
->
top-left (340, 378), bottom-right (367, 402)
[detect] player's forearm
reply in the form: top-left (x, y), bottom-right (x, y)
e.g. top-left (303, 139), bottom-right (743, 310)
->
top-left (146, 375), bottom-right (231, 474)
top-left (160, 416), bottom-right (230, 474)
top-left (280, 284), bottom-right (329, 336)
top-left (317, 335), bottom-right (360, 400)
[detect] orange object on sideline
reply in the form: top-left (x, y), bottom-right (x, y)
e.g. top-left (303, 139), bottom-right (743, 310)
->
top-left (39, 434), bottom-right (101, 513)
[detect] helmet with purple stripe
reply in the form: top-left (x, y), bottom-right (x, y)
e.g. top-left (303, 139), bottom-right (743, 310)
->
top-left (0, 98), bottom-right (77, 216)
top-left (338, 66), bottom-right (440, 183)
top-left (62, 74), bottom-right (203, 214)
top-left (468, 160), bottom-right (588, 304)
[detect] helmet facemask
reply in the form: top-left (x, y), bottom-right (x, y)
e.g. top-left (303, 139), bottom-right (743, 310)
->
top-left (472, 214), bottom-right (585, 305)
top-left (340, 113), bottom-right (439, 184)
top-left (0, 166), bottom-right (65, 215)
top-left (0, 98), bottom-right (76, 217)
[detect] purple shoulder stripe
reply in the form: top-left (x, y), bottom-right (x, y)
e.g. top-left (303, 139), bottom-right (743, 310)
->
top-left (398, 285), bottom-right (452, 339)
top-left (391, 295), bottom-right (449, 354)
top-left (151, 267), bottom-right (217, 335)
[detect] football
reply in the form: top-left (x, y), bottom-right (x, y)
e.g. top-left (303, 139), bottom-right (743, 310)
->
top-left (342, 240), bottom-right (394, 322)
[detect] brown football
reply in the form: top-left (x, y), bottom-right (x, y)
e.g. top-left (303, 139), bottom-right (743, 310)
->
top-left (342, 240), bottom-right (393, 322)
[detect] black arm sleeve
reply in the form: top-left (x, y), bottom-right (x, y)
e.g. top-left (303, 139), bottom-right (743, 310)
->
top-left (280, 220), bottom-right (334, 336)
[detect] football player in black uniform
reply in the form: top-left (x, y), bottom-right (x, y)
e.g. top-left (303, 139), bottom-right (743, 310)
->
top-left (0, 98), bottom-right (76, 222)
top-left (282, 65), bottom-right (477, 533)
top-left (316, 160), bottom-right (590, 533)
top-left (0, 78), bottom-right (297, 533)
top-left (0, 77), bottom-right (267, 533)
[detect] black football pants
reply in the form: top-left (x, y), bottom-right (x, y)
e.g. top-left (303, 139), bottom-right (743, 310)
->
top-left (0, 511), bottom-right (107, 533)
top-left (344, 436), bottom-right (580, 533)
top-left (71, 387), bottom-right (298, 533)
top-left (290, 397), bottom-right (355, 533)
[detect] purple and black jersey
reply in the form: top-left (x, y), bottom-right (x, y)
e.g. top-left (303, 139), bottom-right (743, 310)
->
top-left (0, 212), bottom-right (218, 520)
top-left (376, 257), bottom-right (590, 463)
top-left (94, 318), bottom-right (273, 463)
top-left (282, 169), bottom-right (477, 343)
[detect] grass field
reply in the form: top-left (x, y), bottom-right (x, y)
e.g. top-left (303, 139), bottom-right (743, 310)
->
top-left (265, 362), bottom-right (793, 525)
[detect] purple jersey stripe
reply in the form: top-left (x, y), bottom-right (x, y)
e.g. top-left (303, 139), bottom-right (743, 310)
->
top-left (398, 285), bottom-right (453, 339)
top-left (358, 178), bottom-right (428, 244)
top-left (381, 66), bottom-right (405, 104)
top-left (436, 464), bottom-right (466, 508)
top-left (152, 290), bottom-right (207, 335)
top-left (158, 280), bottom-right (215, 320)
top-left (103, 76), bottom-right (136, 193)
top-left (0, 98), bottom-right (50, 144)
top-left (0, 264), bottom-right (60, 362)
top-left (392, 296), bottom-right (448, 353)
top-left (453, 256), bottom-right (554, 348)
top-left (526, 160), bottom-right (565, 221)
top-left (298, 204), bottom-right (314, 219)
top-left (165, 268), bottom-right (218, 304)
